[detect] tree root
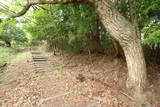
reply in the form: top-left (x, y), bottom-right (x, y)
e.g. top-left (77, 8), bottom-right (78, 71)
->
top-left (38, 91), bottom-right (73, 107)
top-left (119, 91), bottom-right (134, 101)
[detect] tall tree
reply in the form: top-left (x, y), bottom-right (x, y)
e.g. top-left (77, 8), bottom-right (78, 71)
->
top-left (0, 0), bottom-right (147, 93)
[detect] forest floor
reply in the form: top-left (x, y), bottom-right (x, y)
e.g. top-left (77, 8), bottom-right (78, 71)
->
top-left (0, 47), bottom-right (160, 107)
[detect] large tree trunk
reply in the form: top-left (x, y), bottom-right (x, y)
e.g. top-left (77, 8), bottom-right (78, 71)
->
top-left (123, 39), bottom-right (147, 92)
top-left (92, 0), bottom-right (147, 92)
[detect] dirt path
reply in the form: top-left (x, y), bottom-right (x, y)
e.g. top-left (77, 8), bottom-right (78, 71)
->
top-left (0, 48), bottom-right (159, 107)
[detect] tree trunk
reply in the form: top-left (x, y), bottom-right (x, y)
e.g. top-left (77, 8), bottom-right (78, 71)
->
top-left (92, 0), bottom-right (148, 92)
top-left (5, 41), bottom-right (11, 47)
top-left (123, 39), bottom-right (147, 92)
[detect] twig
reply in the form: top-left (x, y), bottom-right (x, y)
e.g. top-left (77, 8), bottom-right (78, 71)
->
top-left (119, 91), bottom-right (134, 101)
top-left (97, 70), bottom-right (113, 80)
top-left (38, 91), bottom-right (73, 107)
top-left (88, 48), bottom-right (93, 65)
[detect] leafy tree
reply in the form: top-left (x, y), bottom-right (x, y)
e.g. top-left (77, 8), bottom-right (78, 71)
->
top-left (0, 20), bottom-right (27, 47)
top-left (25, 4), bottom-right (110, 53)
top-left (143, 24), bottom-right (160, 48)
top-left (134, 0), bottom-right (160, 48)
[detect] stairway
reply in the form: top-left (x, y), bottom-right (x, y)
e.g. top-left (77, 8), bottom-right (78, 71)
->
top-left (30, 48), bottom-right (52, 73)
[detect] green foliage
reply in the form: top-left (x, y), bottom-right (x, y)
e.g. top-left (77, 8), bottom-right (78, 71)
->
top-left (116, 0), bottom-right (130, 18)
top-left (100, 32), bottom-right (113, 49)
top-left (143, 24), bottom-right (160, 48)
top-left (135, 0), bottom-right (160, 29)
top-left (25, 4), bottom-right (112, 53)
top-left (0, 46), bottom-right (16, 68)
top-left (12, 52), bottom-right (29, 62)
top-left (116, 0), bottom-right (160, 49)
top-left (138, 0), bottom-right (160, 48)
top-left (0, 19), bottom-right (27, 47)
top-left (0, 58), bottom-right (6, 68)
top-left (0, 40), bottom-right (5, 46)
top-left (0, 46), bottom-right (16, 60)
top-left (67, 32), bottom-right (88, 53)
top-left (143, 30), bottom-right (160, 48)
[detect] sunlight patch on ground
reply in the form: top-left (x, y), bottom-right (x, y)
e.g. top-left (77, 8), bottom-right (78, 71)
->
top-left (12, 52), bottom-right (30, 62)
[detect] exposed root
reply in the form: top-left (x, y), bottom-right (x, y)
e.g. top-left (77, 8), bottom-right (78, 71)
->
top-left (119, 91), bottom-right (134, 101)
top-left (38, 91), bottom-right (73, 107)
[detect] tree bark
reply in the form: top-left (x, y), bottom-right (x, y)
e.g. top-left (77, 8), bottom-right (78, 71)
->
top-left (92, 0), bottom-right (147, 92)
top-left (123, 39), bottom-right (147, 92)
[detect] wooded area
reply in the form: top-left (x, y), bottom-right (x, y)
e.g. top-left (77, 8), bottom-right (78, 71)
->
top-left (0, 0), bottom-right (160, 107)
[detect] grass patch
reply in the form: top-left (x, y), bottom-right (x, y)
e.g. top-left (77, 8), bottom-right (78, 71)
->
top-left (0, 46), bottom-right (14, 68)
top-left (0, 47), bottom-right (29, 85)
top-left (0, 46), bottom-right (29, 63)
top-left (12, 52), bottom-right (29, 62)
top-left (0, 46), bottom-right (16, 61)
top-left (0, 59), bottom-right (6, 68)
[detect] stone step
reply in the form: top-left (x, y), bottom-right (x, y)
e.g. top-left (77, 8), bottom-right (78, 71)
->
top-left (31, 52), bottom-right (42, 54)
top-left (32, 62), bottom-right (50, 65)
top-left (33, 59), bottom-right (48, 61)
top-left (32, 57), bottom-right (48, 59)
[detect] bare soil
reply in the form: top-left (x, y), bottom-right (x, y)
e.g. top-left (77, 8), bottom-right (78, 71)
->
top-left (0, 49), bottom-right (160, 107)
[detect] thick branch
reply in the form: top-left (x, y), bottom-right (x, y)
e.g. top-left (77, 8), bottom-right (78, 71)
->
top-left (0, 0), bottom-right (118, 18)
top-left (0, 0), bottom-right (82, 18)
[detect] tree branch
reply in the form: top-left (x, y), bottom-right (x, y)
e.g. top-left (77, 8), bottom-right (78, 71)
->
top-left (0, 0), bottom-right (118, 18)
top-left (0, 0), bottom-right (82, 18)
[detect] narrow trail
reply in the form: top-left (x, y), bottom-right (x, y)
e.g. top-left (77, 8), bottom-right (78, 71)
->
top-left (0, 48), bottom-right (159, 107)
top-left (30, 48), bottom-right (52, 73)
top-left (0, 48), bottom-right (130, 107)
